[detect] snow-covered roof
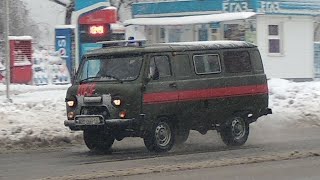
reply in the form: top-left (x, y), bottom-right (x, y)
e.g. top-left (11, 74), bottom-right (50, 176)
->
top-left (55, 25), bottom-right (76, 29)
top-left (164, 41), bottom-right (254, 46)
top-left (104, 6), bottom-right (117, 10)
top-left (87, 40), bottom-right (256, 56)
top-left (8, 36), bottom-right (33, 40)
top-left (124, 12), bottom-right (256, 26)
top-left (110, 23), bottom-right (125, 33)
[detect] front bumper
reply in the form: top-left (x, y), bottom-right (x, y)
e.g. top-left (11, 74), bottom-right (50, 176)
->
top-left (64, 118), bottom-right (137, 127)
top-left (64, 114), bottom-right (144, 130)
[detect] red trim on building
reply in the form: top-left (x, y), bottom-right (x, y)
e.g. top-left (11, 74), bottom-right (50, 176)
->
top-left (143, 84), bottom-right (268, 104)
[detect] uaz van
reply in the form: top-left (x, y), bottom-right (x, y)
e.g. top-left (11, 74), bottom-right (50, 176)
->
top-left (64, 41), bottom-right (272, 152)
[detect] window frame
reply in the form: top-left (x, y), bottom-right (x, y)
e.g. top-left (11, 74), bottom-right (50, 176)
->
top-left (268, 24), bottom-right (283, 55)
top-left (193, 54), bottom-right (222, 75)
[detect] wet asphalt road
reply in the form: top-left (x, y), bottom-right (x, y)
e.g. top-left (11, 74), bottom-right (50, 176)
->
top-left (0, 126), bottom-right (320, 180)
top-left (121, 157), bottom-right (320, 180)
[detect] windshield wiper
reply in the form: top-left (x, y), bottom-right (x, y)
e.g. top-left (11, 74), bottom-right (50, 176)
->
top-left (79, 76), bottom-right (101, 84)
top-left (103, 74), bottom-right (123, 83)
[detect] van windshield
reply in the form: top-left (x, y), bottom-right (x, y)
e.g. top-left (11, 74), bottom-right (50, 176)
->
top-left (78, 55), bottom-right (142, 83)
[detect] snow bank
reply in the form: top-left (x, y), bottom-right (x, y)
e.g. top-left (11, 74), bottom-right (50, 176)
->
top-left (0, 85), bottom-right (82, 150)
top-left (253, 79), bottom-right (320, 129)
top-left (0, 79), bottom-right (320, 150)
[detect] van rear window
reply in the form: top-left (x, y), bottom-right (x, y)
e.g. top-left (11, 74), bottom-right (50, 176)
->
top-left (193, 54), bottom-right (221, 74)
top-left (223, 51), bottom-right (251, 73)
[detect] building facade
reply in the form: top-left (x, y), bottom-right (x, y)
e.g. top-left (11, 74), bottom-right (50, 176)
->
top-left (128, 0), bottom-right (320, 80)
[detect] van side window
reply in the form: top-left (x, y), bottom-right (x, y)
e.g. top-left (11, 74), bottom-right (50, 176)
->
top-left (223, 51), bottom-right (251, 73)
top-left (193, 54), bottom-right (221, 74)
top-left (149, 56), bottom-right (172, 80)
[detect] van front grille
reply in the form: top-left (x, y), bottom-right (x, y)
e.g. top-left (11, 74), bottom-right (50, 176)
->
top-left (81, 106), bottom-right (110, 119)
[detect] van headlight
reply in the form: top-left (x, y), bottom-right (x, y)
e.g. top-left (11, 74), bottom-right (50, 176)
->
top-left (113, 99), bottom-right (121, 106)
top-left (66, 96), bottom-right (77, 107)
top-left (112, 98), bottom-right (122, 106)
top-left (67, 100), bottom-right (76, 107)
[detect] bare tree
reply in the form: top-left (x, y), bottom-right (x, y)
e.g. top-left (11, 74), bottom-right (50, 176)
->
top-left (0, 0), bottom-right (40, 62)
top-left (49, 0), bottom-right (75, 24)
top-left (110, 0), bottom-right (138, 20)
top-left (49, 0), bottom-right (138, 24)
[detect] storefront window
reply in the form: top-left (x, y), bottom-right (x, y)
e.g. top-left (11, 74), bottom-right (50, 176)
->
top-left (223, 20), bottom-right (256, 44)
top-left (224, 24), bottom-right (246, 41)
top-left (245, 19), bottom-right (257, 44)
top-left (168, 28), bottom-right (182, 42)
top-left (198, 25), bottom-right (208, 41)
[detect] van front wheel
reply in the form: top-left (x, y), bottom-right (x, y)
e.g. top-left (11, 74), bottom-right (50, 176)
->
top-left (220, 117), bottom-right (249, 146)
top-left (83, 130), bottom-right (115, 152)
top-left (144, 120), bottom-right (175, 152)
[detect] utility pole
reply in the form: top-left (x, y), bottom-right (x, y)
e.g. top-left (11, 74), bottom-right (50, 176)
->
top-left (4, 0), bottom-right (11, 102)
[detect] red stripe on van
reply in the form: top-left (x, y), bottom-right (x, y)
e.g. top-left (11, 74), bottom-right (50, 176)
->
top-left (143, 84), bottom-right (268, 104)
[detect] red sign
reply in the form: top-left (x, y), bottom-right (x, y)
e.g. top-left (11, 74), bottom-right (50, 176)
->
top-left (79, 9), bottom-right (117, 25)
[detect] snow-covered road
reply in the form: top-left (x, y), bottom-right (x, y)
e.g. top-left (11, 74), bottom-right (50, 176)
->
top-left (0, 79), bottom-right (320, 150)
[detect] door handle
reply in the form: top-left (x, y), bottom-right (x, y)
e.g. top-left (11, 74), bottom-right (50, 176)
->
top-left (169, 83), bottom-right (177, 88)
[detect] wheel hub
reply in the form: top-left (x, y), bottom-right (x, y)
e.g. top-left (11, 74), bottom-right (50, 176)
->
top-left (155, 123), bottom-right (171, 147)
top-left (231, 118), bottom-right (246, 140)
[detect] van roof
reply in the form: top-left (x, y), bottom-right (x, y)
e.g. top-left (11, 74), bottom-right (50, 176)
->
top-left (85, 41), bottom-right (257, 57)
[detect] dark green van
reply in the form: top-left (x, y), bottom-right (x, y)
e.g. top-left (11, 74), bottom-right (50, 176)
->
top-left (64, 41), bottom-right (272, 152)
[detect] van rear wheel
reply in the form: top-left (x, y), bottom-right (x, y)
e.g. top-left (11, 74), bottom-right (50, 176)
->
top-left (220, 117), bottom-right (249, 146)
top-left (83, 130), bottom-right (115, 152)
top-left (144, 120), bottom-right (175, 152)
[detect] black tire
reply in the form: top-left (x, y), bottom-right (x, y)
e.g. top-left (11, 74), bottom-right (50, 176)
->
top-left (220, 117), bottom-right (249, 146)
top-left (175, 128), bottom-right (190, 145)
top-left (144, 120), bottom-right (175, 152)
top-left (83, 130), bottom-right (115, 152)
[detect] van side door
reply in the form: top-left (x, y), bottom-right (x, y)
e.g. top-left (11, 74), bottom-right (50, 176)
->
top-left (173, 52), bottom-right (225, 130)
top-left (142, 53), bottom-right (178, 124)
top-left (171, 53), bottom-right (197, 130)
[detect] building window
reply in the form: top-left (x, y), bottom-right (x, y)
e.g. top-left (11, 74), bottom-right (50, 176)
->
top-left (223, 51), bottom-right (252, 73)
top-left (193, 54), bottom-right (221, 74)
top-left (268, 24), bottom-right (281, 54)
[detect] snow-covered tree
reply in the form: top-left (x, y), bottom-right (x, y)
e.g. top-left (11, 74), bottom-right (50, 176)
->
top-left (0, 0), bottom-right (40, 63)
top-left (0, 0), bottom-right (40, 38)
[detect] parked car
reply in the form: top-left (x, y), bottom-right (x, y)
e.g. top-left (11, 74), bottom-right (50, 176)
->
top-left (64, 40), bottom-right (272, 152)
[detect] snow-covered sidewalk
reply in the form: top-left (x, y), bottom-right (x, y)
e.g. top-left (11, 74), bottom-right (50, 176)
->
top-left (254, 79), bottom-right (320, 129)
top-left (0, 79), bottom-right (320, 150)
top-left (0, 84), bottom-right (82, 150)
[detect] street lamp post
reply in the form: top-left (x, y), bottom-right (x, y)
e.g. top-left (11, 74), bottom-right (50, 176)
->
top-left (4, 0), bottom-right (11, 102)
